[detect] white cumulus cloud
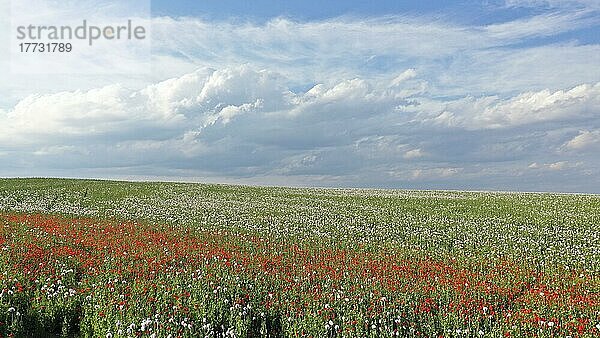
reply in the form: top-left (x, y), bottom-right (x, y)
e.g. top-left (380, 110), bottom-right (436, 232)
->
top-left (564, 130), bottom-right (600, 150)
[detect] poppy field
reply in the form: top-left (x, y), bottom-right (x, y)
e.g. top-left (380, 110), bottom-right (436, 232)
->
top-left (0, 178), bottom-right (599, 337)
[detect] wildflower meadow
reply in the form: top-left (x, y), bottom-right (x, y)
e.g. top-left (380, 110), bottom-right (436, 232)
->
top-left (0, 178), bottom-right (598, 337)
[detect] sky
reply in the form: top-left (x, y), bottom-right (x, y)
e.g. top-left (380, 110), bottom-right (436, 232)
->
top-left (0, 0), bottom-right (599, 192)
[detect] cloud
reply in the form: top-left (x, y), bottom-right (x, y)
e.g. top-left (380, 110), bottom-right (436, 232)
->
top-left (33, 146), bottom-right (81, 156)
top-left (1, 64), bottom-right (597, 191)
top-left (438, 43), bottom-right (600, 95)
top-left (0, 65), bottom-right (295, 145)
top-left (427, 82), bottom-right (600, 130)
top-left (390, 69), bottom-right (418, 87)
top-left (484, 11), bottom-right (599, 41)
top-left (563, 130), bottom-right (600, 150)
top-left (0, 84), bottom-right (183, 148)
top-left (403, 149), bottom-right (425, 160)
top-left (528, 161), bottom-right (582, 171)
top-left (504, 0), bottom-right (600, 10)
top-left (548, 161), bottom-right (569, 170)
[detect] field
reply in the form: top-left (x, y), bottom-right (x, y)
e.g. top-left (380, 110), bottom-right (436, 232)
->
top-left (0, 178), bottom-right (598, 337)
